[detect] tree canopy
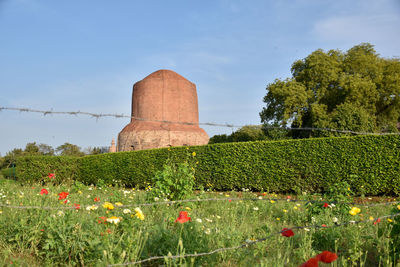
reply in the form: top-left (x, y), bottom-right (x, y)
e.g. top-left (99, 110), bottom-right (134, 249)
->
top-left (260, 43), bottom-right (400, 137)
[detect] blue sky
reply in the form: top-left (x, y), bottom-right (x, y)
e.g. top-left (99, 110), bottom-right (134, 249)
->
top-left (0, 0), bottom-right (399, 155)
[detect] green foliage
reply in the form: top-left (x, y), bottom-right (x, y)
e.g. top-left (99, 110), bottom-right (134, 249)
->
top-left (16, 156), bottom-right (79, 184)
top-left (56, 143), bottom-right (85, 157)
top-left (260, 43), bottom-right (400, 136)
top-left (209, 125), bottom-right (268, 144)
top-left (15, 135), bottom-right (400, 195)
top-left (148, 151), bottom-right (196, 201)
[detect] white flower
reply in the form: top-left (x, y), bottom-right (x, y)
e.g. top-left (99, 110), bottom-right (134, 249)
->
top-left (106, 216), bottom-right (121, 224)
top-left (57, 211), bottom-right (64, 216)
top-left (253, 207), bottom-right (259, 211)
top-left (258, 196), bottom-right (263, 199)
top-left (216, 215), bottom-right (221, 219)
top-left (123, 209), bottom-right (131, 214)
top-left (333, 217), bottom-right (338, 223)
top-left (88, 187), bottom-right (93, 191)
top-left (204, 228), bottom-right (211, 235)
top-left (154, 197), bottom-right (159, 201)
top-left (303, 228), bottom-right (310, 231)
top-left (330, 203), bottom-right (336, 207)
top-left (205, 218), bottom-right (213, 222)
top-left (196, 218), bottom-right (202, 223)
top-left (86, 205), bottom-right (98, 211)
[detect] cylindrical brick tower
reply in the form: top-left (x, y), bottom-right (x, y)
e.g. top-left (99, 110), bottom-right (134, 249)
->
top-left (118, 69), bottom-right (209, 151)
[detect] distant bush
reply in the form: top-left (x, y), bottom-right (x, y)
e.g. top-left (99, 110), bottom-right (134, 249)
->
top-left (16, 156), bottom-right (79, 183)
top-left (15, 135), bottom-right (400, 195)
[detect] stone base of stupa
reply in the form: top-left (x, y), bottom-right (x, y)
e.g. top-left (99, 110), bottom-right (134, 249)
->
top-left (117, 121), bottom-right (209, 151)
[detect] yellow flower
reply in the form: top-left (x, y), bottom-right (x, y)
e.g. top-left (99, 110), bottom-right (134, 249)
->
top-left (349, 207), bottom-right (361, 216)
top-left (103, 202), bottom-right (115, 210)
top-left (388, 218), bottom-right (393, 223)
top-left (293, 206), bottom-right (298, 210)
top-left (115, 202), bottom-right (123, 207)
top-left (224, 194), bottom-right (230, 197)
top-left (397, 204), bottom-right (400, 210)
top-left (185, 207), bottom-right (191, 211)
top-left (78, 190), bottom-right (82, 194)
top-left (283, 209), bottom-right (288, 213)
top-left (192, 152), bottom-right (196, 157)
top-left (276, 218), bottom-right (280, 221)
top-left (106, 216), bottom-right (121, 224)
top-left (0, 210), bottom-right (2, 214)
top-left (270, 200), bottom-right (275, 204)
top-left (369, 216), bottom-right (374, 221)
top-left (123, 209), bottom-right (131, 214)
top-left (134, 207), bottom-right (145, 220)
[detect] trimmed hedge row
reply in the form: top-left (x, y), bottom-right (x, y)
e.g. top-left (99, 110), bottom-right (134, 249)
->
top-left (15, 135), bottom-right (400, 195)
top-left (16, 156), bottom-right (79, 183)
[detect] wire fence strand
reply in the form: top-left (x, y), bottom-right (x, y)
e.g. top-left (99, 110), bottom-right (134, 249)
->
top-left (106, 212), bottom-right (400, 266)
top-left (1, 106), bottom-right (399, 135)
top-left (1, 196), bottom-right (399, 210)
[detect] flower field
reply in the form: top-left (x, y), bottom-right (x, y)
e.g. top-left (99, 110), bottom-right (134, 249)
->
top-left (0, 177), bottom-right (400, 266)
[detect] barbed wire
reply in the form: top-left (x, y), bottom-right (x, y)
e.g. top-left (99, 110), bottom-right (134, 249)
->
top-left (107, 212), bottom-right (400, 266)
top-left (1, 106), bottom-right (398, 135)
top-left (0, 196), bottom-right (398, 210)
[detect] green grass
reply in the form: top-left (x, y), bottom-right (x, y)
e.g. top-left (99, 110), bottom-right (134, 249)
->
top-left (0, 181), bottom-right (399, 266)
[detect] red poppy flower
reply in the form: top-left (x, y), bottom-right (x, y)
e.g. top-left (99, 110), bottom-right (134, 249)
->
top-left (175, 211), bottom-right (191, 223)
top-left (281, 228), bottom-right (294, 237)
top-left (40, 229), bottom-right (44, 232)
top-left (323, 202), bottom-right (329, 208)
top-left (48, 173), bottom-right (55, 179)
top-left (94, 197), bottom-right (100, 202)
top-left (316, 251), bottom-right (338, 263)
top-left (63, 199), bottom-right (69, 204)
top-left (98, 216), bottom-right (107, 224)
top-left (40, 188), bottom-right (48, 195)
top-left (228, 199), bottom-right (232, 202)
top-left (374, 218), bottom-right (381, 225)
top-left (299, 257), bottom-right (319, 267)
top-left (58, 192), bottom-right (69, 200)
top-left (74, 204), bottom-right (80, 210)
top-left (321, 224), bottom-right (327, 227)
top-left (287, 195), bottom-right (292, 199)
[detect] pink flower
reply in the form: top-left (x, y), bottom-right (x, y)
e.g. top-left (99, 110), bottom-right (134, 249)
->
top-left (175, 211), bottom-right (191, 223)
top-left (40, 188), bottom-right (48, 195)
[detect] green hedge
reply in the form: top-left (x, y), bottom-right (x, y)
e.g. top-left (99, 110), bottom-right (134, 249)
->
top-left (1, 167), bottom-right (17, 179)
top-left (16, 156), bottom-right (79, 183)
top-left (15, 135), bottom-right (400, 195)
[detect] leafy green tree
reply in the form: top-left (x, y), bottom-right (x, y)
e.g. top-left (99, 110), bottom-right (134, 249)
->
top-left (209, 125), bottom-right (268, 144)
top-left (56, 143), bottom-right (85, 157)
top-left (85, 146), bottom-right (109, 155)
top-left (38, 143), bottom-right (55, 156)
top-left (24, 142), bottom-right (40, 155)
top-left (208, 134), bottom-right (231, 144)
top-left (260, 43), bottom-right (400, 137)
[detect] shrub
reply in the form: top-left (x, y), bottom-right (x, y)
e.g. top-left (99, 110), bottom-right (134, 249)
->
top-left (16, 156), bottom-right (79, 183)
top-left (15, 135), bottom-right (400, 195)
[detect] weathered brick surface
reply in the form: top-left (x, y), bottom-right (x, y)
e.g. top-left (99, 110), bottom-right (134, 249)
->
top-left (118, 70), bottom-right (209, 151)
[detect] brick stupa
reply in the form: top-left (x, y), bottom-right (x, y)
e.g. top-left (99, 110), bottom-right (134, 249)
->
top-left (117, 70), bottom-right (209, 151)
